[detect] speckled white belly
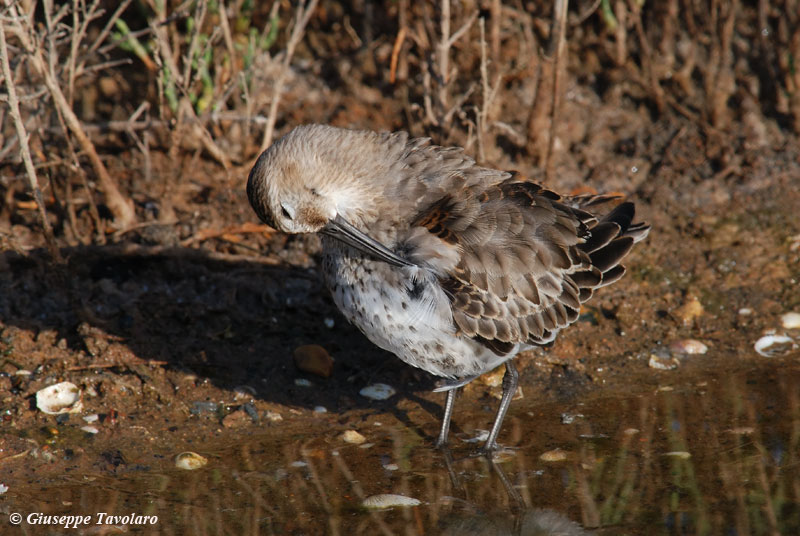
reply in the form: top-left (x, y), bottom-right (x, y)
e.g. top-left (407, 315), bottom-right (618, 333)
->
top-left (322, 250), bottom-right (514, 380)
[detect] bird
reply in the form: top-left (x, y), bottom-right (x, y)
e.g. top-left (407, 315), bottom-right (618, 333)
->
top-left (247, 124), bottom-right (649, 454)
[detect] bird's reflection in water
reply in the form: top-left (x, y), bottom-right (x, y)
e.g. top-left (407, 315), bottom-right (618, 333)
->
top-left (438, 448), bottom-right (593, 536)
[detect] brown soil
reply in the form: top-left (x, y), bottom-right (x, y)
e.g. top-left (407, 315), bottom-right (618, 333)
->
top-left (1, 2), bottom-right (800, 533)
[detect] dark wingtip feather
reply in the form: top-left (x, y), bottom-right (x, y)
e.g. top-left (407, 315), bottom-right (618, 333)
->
top-left (589, 236), bottom-right (634, 272)
top-left (599, 264), bottom-right (626, 287)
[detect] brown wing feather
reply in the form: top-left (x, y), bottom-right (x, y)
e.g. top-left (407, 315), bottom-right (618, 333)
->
top-left (410, 173), bottom-right (649, 358)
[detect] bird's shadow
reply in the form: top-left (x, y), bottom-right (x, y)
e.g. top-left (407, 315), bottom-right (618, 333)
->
top-left (0, 244), bottom-right (441, 418)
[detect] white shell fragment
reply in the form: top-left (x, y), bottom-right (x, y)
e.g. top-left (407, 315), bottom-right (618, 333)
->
top-left (36, 382), bottom-right (83, 415)
top-left (781, 312), bottom-right (800, 329)
top-left (175, 451), bottom-right (208, 470)
top-left (665, 451), bottom-right (692, 459)
top-left (359, 383), bottom-right (396, 400)
top-left (649, 354), bottom-right (679, 370)
top-left (754, 335), bottom-right (797, 357)
top-left (80, 426), bottom-right (99, 434)
top-left (362, 494), bottom-right (421, 509)
top-left (669, 339), bottom-right (708, 355)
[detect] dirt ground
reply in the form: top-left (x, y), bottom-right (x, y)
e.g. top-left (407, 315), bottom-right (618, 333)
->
top-left (1, 1), bottom-right (800, 533)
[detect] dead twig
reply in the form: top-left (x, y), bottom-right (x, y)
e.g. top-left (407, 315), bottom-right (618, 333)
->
top-left (0, 17), bottom-right (63, 262)
top-left (67, 360), bottom-right (168, 371)
top-left (180, 222), bottom-right (274, 247)
top-left (389, 26), bottom-right (407, 84)
top-left (7, 1), bottom-right (137, 230)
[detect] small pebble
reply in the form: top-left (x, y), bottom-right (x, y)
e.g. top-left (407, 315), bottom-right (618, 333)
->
top-left (649, 354), bottom-right (679, 370)
top-left (362, 494), bottom-right (421, 509)
top-left (754, 334), bottom-right (797, 357)
top-left (669, 339), bottom-right (708, 355)
top-left (781, 312), bottom-right (800, 329)
top-left (561, 413), bottom-right (583, 424)
top-left (222, 410), bottom-right (250, 428)
top-left (233, 385), bottom-right (257, 400)
top-left (175, 452), bottom-right (208, 470)
top-left (265, 410), bottom-right (283, 422)
top-left (190, 401), bottom-right (219, 415)
top-left (674, 296), bottom-right (704, 325)
top-left (80, 426), bottom-right (99, 434)
top-left (540, 448), bottom-right (568, 462)
top-left (293, 344), bottom-right (334, 378)
top-left (358, 443), bottom-right (374, 449)
top-left (738, 307), bottom-right (753, 316)
top-left (290, 461), bottom-right (307, 468)
top-left (383, 463), bottom-right (399, 471)
top-left (340, 430), bottom-right (366, 444)
top-left (359, 383), bottom-right (396, 400)
top-left (0, 483), bottom-right (7, 494)
top-left (481, 367), bottom-right (505, 387)
top-left (36, 382), bottom-right (83, 415)
top-left (324, 317), bottom-right (335, 328)
top-left (242, 403), bottom-right (259, 422)
top-left (314, 406), bottom-right (327, 413)
top-left (294, 378), bottom-right (312, 387)
top-left (83, 414), bottom-right (99, 423)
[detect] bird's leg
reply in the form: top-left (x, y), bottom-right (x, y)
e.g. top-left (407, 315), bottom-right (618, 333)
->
top-left (487, 455), bottom-right (524, 514)
top-left (435, 388), bottom-right (457, 447)
top-left (480, 361), bottom-right (519, 454)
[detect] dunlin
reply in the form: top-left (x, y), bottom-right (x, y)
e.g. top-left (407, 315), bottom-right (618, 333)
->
top-left (247, 124), bottom-right (649, 453)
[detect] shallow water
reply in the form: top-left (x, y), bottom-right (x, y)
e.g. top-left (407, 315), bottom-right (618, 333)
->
top-left (4, 360), bottom-right (800, 535)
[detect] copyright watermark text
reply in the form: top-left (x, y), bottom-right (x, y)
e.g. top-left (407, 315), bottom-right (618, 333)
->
top-left (8, 512), bottom-right (158, 528)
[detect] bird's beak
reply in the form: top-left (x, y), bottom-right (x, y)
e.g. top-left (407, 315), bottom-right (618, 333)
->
top-left (321, 215), bottom-right (413, 268)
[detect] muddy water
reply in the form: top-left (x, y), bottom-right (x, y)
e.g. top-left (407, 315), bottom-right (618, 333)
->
top-left (4, 361), bottom-right (799, 535)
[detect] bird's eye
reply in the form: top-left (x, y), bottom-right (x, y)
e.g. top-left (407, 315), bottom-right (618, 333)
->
top-left (281, 205), bottom-right (292, 220)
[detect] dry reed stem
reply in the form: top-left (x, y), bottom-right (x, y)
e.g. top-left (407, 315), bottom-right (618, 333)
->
top-left (0, 19), bottom-right (62, 261)
top-left (260, 0), bottom-right (319, 153)
top-left (527, 0), bottom-right (568, 175)
top-left (5, 2), bottom-right (136, 231)
top-left (630, 0), bottom-right (665, 115)
top-left (147, 0), bottom-right (232, 168)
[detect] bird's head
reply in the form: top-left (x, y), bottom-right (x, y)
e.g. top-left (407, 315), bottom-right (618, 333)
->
top-left (246, 124), bottom-right (413, 267)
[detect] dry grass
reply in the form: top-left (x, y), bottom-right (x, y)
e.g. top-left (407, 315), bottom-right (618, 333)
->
top-left (2, 0), bottom-right (799, 248)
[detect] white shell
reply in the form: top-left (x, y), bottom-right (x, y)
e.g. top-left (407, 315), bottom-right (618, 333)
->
top-left (175, 451), bottom-right (208, 470)
top-left (665, 451), bottom-right (692, 459)
top-left (781, 312), bottom-right (800, 329)
top-left (362, 494), bottom-right (421, 509)
top-left (359, 383), bottom-right (396, 400)
top-left (35, 382), bottom-right (83, 415)
top-left (754, 335), bottom-right (797, 357)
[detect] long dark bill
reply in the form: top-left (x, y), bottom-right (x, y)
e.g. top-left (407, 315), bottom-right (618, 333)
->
top-left (321, 215), bottom-right (413, 268)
